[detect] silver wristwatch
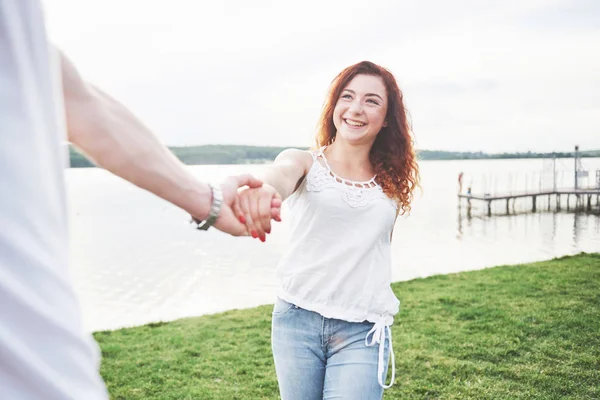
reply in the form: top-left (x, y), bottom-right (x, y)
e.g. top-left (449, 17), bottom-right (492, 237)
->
top-left (191, 184), bottom-right (223, 231)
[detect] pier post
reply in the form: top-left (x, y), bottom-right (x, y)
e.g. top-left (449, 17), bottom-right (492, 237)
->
top-left (556, 194), bottom-right (561, 210)
top-left (506, 198), bottom-right (510, 214)
top-left (588, 194), bottom-right (592, 211)
top-left (567, 194), bottom-right (570, 210)
top-left (532, 195), bottom-right (537, 212)
top-left (487, 200), bottom-right (491, 216)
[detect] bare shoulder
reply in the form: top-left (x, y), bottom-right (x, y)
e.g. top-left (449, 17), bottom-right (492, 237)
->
top-left (275, 148), bottom-right (313, 175)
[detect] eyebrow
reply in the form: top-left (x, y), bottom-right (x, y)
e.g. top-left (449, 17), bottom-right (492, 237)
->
top-left (342, 89), bottom-right (384, 101)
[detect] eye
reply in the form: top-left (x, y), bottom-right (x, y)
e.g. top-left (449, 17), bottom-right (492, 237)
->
top-left (366, 99), bottom-right (380, 105)
top-left (341, 93), bottom-right (353, 100)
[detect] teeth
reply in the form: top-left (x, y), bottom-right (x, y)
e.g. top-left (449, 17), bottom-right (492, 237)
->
top-left (345, 119), bottom-right (365, 127)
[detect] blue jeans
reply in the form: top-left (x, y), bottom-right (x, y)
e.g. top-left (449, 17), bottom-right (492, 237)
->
top-left (271, 297), bottom-right (391, 400)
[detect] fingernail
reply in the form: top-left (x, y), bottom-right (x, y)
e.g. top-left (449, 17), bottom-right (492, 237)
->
top-left (260, 236), bottom-right (266, 242)
top-left (275, 216), bottom-right (281, 222)
top-left (239, 215), bottom-right (246, 224)
top-left (251, 230), bottom-right (258, 238)
top-left (266, 228), bottom-right (271, 234)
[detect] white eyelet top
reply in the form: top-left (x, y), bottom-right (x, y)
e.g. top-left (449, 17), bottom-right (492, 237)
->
top-left (276, 147), bottom-right (399, 388)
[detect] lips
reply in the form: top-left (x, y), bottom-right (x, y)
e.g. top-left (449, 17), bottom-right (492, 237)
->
top-left (344, 118), bottom-right (366, 127)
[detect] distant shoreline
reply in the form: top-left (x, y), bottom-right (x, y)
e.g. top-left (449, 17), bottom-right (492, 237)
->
top-left (69, 145), bottom-right (600, 168)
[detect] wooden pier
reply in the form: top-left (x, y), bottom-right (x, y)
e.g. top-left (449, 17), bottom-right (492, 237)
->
top-left (459, 188), bottom-right (600, 215)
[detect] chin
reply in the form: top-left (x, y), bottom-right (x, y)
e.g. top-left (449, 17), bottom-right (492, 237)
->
top-left (338, 130), bottom-right (370, 144)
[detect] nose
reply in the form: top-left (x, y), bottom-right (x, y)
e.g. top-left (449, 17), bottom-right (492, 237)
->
top-left (349, 99), bottom-right (363, 114)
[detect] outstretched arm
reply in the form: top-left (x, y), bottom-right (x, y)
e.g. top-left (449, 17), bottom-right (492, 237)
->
top-left (235, 149), bottom-right (312, 241)
top-left (256, 148), bottom-right (312, 201)
top-left (59, 49), bottom-right (277, 235)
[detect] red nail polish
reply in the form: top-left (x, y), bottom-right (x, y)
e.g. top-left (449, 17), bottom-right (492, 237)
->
top-left (260, 236), bottom-right (266, 242)
top-left (251, 230), bottom-right (258, 238)
top-left (239, 215), bottom-right (246, 224)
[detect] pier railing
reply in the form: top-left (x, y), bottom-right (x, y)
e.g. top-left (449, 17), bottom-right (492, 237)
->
top-left (458, 188), bottom-right (600, 215)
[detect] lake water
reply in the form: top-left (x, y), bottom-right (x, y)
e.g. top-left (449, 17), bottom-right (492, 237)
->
top-left (66, 158), bottom-right (600, 332)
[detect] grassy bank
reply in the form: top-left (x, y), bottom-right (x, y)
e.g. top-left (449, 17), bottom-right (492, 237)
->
top-left (94, 254), bottom-right (600, 399)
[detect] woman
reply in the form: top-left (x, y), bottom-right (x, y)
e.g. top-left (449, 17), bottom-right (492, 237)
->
top-left (236, 61), bottom-right (419, 399)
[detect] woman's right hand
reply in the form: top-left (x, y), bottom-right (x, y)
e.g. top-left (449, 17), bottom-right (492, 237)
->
top-left (235, 184), bottom-right (282, 242)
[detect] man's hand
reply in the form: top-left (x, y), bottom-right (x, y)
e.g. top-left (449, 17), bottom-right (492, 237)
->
top-left (234, 184), bottom-right (282, 242)
top-left (213, 174), bottom-right (281, 236)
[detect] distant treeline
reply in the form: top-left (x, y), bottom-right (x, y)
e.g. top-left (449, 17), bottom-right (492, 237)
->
top-left (68, 145), bottom-right (303, 168)
top-left (69, 145), bottom-right (600, 168)
top-left (418, 149), bottom-right (600, 160)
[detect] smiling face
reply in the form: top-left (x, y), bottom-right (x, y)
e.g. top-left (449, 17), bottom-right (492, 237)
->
top-left (332, 74), bottom-right (388, 146)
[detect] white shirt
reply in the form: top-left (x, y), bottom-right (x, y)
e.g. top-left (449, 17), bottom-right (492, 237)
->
top-left (276, 147), bottom-right (399, 388)
top-left (0, 1), bottom-right (108, 398)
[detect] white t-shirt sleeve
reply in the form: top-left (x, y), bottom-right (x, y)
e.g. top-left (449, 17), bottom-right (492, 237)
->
top-left (0, 1), bottom-right (108, 398)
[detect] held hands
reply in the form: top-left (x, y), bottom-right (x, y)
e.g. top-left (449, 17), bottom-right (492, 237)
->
top-left (212, 175), bottom-right (282, 238)
top-left (233, 183), bottom-right (282, 242)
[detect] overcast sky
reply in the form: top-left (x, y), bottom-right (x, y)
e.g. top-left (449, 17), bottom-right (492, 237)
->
top-left (45, 0), bottom-right (599, 152)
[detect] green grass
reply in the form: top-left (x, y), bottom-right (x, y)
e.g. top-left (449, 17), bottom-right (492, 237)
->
top-left (95, 253), bottom-right (600, 399)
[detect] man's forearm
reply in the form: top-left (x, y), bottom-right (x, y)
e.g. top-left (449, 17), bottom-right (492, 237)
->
top-left (60, 51), bottom-right (211, 220)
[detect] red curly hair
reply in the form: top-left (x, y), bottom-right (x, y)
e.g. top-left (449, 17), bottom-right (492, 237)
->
top-left (315, 61), bottom-right (420, 214)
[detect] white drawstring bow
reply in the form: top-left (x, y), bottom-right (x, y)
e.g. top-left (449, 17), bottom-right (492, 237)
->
top-left (365, 317), bottom-right (395, 389)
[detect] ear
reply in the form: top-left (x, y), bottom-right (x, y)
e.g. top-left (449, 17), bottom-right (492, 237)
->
top-left (383, 120), bottom-right (388, 127)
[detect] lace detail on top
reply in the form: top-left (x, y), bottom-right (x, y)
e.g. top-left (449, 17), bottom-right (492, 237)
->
top-left (306, 148), bottom-right (398, 209)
